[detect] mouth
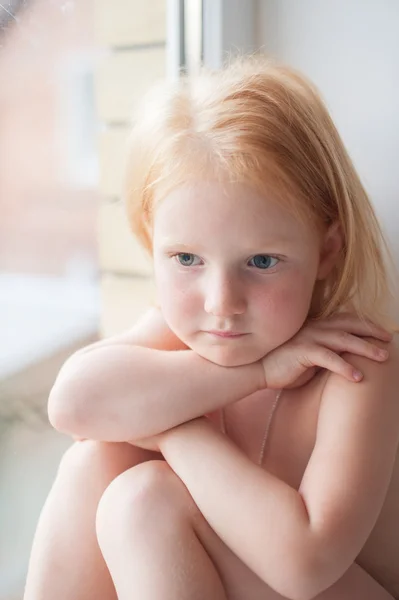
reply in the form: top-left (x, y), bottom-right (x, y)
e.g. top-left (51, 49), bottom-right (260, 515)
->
top-left (205, 331), bottom-right (247, 338)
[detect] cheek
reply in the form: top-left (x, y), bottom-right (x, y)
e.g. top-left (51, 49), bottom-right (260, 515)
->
top-left (155, 269), bottom-right (199, 326)
top-left (253, 275), bottom-right (315, 341)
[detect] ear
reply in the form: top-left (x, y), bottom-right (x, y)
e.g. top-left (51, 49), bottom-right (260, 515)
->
top-left (316, 221), bottom-right (343, 280)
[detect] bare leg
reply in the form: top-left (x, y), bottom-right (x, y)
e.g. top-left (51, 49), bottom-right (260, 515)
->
top-left (23, 440), bottom-right (162, 600)
top-left (313, 562), bottom-right (396, 600)
top-left (96, 458), bottom-right (395, 600)
top-left (96, 460), bottom-right (228, 600)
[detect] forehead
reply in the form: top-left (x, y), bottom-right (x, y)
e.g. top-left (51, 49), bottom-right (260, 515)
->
top-left (153, 181), bottom-right (314, 245)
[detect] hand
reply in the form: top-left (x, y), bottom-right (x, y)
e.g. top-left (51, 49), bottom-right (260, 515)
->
top-left (261, 313), bottom-right (393, 389)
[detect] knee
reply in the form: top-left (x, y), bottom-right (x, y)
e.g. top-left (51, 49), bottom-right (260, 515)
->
top-left (56, 440), bottom-right (139, 488)
top-left (57, 440), bottom-right (106, 478)
top-left (96, 460), bottom-right (174, 536)
top-left (97, 459), bottom-right (172, 516)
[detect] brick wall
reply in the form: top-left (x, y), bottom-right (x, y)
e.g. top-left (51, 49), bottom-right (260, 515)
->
top-left (0, 0), bottom-right (99, 275)
top-left (94, 0), bottom-right (166, 337)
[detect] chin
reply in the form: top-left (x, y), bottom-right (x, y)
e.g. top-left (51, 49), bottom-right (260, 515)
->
top-left (192, 345), bottom-right (264, 368)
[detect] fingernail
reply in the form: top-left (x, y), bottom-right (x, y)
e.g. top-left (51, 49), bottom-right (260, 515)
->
top-left (378, 349), bottom-right (389, 358)
top-left (353, 370), bottom-right (363, 381)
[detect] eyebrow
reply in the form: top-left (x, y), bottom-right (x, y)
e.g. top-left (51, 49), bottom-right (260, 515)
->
top-left (159, 240), bottom-right (291, 254)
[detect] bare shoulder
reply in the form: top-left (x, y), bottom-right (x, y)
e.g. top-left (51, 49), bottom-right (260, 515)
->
top-left (294, 334), bottom-right (399, 585)
top-left (339, 333), bottom-right (399, 388)
top-left (319, 333), bottom-right (399, 442)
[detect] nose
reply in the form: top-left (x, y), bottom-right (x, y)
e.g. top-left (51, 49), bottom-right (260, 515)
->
top-left (203, 271), bottom-right (246, 317)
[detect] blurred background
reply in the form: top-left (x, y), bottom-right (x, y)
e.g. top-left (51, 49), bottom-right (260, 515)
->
top-left (0, 0), bottom-right (398, 597)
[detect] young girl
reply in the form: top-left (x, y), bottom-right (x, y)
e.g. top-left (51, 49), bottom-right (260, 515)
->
top-left (24, 55), bottom-right (399, 600)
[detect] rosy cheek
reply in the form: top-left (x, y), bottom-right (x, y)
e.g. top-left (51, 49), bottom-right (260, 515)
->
top-left (276, 285), bottom-right (301, 309)
top-left (252, 279), bottom-right (311, 337)
top-left (274, 282), bottom-right (313, 326)
top-left (158, 274), bottom-right (197, 320)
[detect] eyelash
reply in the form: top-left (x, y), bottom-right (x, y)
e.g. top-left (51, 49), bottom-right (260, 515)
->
top-left (171, 253), bottom-right (280, 270)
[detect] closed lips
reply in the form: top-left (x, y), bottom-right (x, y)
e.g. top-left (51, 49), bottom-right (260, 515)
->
top-left (207, 331), bottom-right (246, 336)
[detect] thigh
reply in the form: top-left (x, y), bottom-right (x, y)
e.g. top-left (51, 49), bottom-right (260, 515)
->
top-left (104, 461), bottom-right (393, 600)
top-left (107, 460), bottom-right (283, 599)
top-left (194, 514), bottom-right (395, 600)
top-left (146, 465), bottom-right (392, 600)
top-left (192, 504), bottom-right (284, 600)
top-left (312, 563), bottom-right (396, 600)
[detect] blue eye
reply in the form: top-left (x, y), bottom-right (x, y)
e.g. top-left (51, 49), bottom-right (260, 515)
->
top-left (249, 255), bottom-right (279, 269)
top-left (175, 253), bottom-right (200, 267)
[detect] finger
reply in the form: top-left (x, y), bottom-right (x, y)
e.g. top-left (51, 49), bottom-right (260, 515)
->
top-left (313, 314), bottom-right (393, 341)
top-left (300, 347), bottom-right (363, 382)
top-left (309, 330), bottom-right (389, 362)
top-left (316, 314), bottom-right (391, 339)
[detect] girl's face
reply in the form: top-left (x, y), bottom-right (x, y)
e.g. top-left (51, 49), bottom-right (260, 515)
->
top-left (152, 181), bottom-right (325, 367)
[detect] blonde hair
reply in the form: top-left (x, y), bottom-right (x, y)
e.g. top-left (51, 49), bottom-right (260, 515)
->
top-left (124, 53), bottom-right (398, 331)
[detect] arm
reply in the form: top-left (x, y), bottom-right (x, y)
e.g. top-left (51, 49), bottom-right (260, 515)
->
top-left (159, 338), bottom-right (399, 600)
top-left (48, 307), bottom-right (264, 441)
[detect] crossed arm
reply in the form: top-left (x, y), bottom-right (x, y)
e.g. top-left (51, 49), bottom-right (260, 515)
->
top-left (158, 344), bottom-right (399, 599)
top-left (48, 309), bottom-right (264, 441)
top-left (48, 307), bottom-right (399, 599)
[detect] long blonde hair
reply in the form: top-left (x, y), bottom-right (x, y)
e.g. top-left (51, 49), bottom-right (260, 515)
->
top-left (123, 53), bottom-right (398, 331)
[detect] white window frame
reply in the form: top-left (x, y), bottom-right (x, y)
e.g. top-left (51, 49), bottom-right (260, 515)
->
top-left (166, 0), bottom-right (256, 77)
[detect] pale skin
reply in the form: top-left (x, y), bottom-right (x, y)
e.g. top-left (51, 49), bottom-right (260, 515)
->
top-left (24, 181), bottom-right (399, 599)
